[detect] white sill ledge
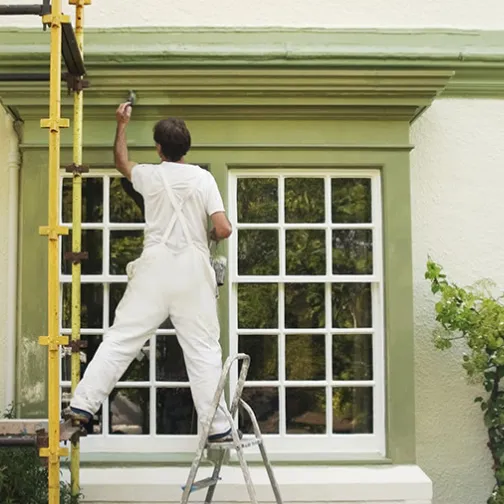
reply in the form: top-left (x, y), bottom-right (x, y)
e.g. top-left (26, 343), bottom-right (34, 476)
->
top-left (63, 464), bottom-right (432, 503)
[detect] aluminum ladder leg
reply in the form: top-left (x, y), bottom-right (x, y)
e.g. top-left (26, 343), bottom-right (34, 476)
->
top-left (180, 353), bottom-right (283, 504)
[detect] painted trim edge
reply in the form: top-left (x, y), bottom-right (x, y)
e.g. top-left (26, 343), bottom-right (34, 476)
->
top-left (1, 27), bottom-right (504, 97)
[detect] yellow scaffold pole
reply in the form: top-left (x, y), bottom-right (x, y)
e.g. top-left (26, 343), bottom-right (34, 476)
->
top-left (68, 0), bottom-right (91, 498)
top-left (38, 0), bottom-right (71, 502)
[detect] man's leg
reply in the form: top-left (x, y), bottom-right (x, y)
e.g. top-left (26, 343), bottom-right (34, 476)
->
top-left (169, 276), bottom-right (230, 438)
top-left (70, 254), bottom-right (169, 418)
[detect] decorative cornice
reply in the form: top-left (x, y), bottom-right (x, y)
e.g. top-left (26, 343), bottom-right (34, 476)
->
top-left (12, 27), bottom-right (504, 120)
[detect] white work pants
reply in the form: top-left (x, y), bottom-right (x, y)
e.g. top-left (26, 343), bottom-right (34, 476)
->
top-left (70, 242), bottom-right (230, 436)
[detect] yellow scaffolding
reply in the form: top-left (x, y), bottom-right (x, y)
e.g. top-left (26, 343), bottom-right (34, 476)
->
top-left (38, 0), bottom-right (71, 502)
top-left (68, 0), bottom-right (91, 499)
top-left (36, 0), bottom-right (89, 501)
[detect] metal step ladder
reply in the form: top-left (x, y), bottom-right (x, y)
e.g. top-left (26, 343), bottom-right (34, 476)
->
top-left (181, 353), bottom-right (283, 504)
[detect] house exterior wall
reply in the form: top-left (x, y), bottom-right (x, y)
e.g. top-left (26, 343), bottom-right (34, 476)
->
top-left (0, 0), bottom-right (503, 28)
top-left (0, 2), bottom-right (502, 504)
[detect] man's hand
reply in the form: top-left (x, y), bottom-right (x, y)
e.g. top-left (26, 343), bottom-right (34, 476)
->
top-left (116, 102), bottom-right (132, 126)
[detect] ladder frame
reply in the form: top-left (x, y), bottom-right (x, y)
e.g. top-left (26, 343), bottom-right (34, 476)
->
top-left (181, 353), bottom-right (283, 504)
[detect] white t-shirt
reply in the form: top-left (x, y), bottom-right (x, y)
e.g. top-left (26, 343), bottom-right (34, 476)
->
top-left (131, 162), bottom-right (225, 252)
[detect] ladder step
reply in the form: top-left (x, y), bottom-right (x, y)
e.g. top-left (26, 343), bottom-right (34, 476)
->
top-left (182, 476), bottom-right (220, 493)
top-left (207, 437), bottom-right (261, 450)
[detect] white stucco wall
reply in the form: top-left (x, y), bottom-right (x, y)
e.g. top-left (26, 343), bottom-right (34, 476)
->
top-left (0, 105), bottom-right (17, 413)
top-left (1, 0), bottom-right (504, 29)
top-left (411, 99), bottom-right (504, 504)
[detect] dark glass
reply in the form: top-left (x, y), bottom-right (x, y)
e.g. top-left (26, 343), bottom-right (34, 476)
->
top-left (286, 230), bottom-right (326, 276)
top-left (238, 230), bottom-right (279, 276)
top-left (110, 177), bottom-right (144, 223)
top-left (109, 283), bottom-right (126, 326)
top-left (239, 387), bottom-right (279, 434)
top-left (285, 178), bottom-right (325, 223)
top-left (157, 388), bottom-right (197, 434)
top-left (332, 387), bottom-right (373, 434)
top-left (285, 283), bottom-right (325, 329)
top-left (110, 230), bottom-right (144, 275)
top-left (156, 336), bottom-right (189, 382)
top-left (238, 284), bottom-right (278, 329)
top-left (332, 283), bottom-right (372, 328)
top-left (62, 177), bottom-right (103, 223)
top-left (333, 334), bottom-right (373, 381)
top-left (238, 335), bottom-right (278, 380)
top-left (331, 178), bottom-right (372, 223)
top-left (61, 230), bottom-right (103, 275)
top-left (332, 230), bottom-right (373, 275)
top-left (62, 283), bottom-right (103, 329)
top-left (285, 335), bottom-right (325, 380)
top-left (237, 178), bottom-right (278, 223)
top-left (109, 388), bottom-right (150, 435)
top-left (286, 387), bottom-right (326, 434)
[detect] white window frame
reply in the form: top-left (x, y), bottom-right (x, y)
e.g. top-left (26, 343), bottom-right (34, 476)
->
top-left (58, 169), bottom-right (200, 454)
top-left (228, 168), bottom-right (386, 458)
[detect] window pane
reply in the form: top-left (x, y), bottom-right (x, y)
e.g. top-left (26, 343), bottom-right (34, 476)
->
top-left (109, 283), bottom-right (126, 326)
top-left (333, 334), bottom-right (373, 381)
top-left (156, 336), bottom-right (188, 382)
top-left (61, 335), bottom-right (102, 382)
top-left (331, 178), bottom-right (371, 224)
top-left (286, 335), bottom-right (325, 381)
top-left (110, 177), bottom-right (144, 223)
top-left (238, 284), bottom-right (278, 329)
top-left (332, 283), bottom-right (372, 328)
top-left (332, 230), bottom-right (373, 275)
top-left (109, 388), bottom-right (150, 435)
top-left (286, 387), bottom-right (326, 434)
top-left (332, 387), bottom-right (373, 434)
top-left (157, 388), bottom-right (197, 434)
top-left (238, 230), bottom-right (278, 276)
top-left (238, 335), bottom-right (278, 380)
top-left (61, 230), bottom-right (103, 275)
top-left (62, 283), bottom-right (103, 329)
top-left (239, 387), bottom-right (279, 434)
top-left (237, 178), bottom-right (278, 223)
top-left (110, 230), bottom-right (144, 275)
top-left (286, 230), bottom-right (326, 276)
top-left (285, 283), bottom-right (325, 329)
top-left (62, 177), bottom-right (103, 223)
top-left (285, 178), bottom-right (324, 223)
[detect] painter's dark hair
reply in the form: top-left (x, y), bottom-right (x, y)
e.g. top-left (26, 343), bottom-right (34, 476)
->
top-left (153, 118), bottom-right (191, 162)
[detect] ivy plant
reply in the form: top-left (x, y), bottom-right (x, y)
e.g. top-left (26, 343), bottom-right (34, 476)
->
top-left (425, 259), bottom-right (504, 504)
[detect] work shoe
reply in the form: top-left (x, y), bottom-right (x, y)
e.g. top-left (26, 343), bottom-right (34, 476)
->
top-left (62, 406), bottom-right (93, 424)
top-left (208, 428), bottom-right (243, 443)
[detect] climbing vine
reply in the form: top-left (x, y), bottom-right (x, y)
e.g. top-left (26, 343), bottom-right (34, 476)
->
top-left (425, 259), bottom-right (504, 504)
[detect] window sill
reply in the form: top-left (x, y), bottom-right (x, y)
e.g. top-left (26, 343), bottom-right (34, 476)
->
top-left (64, 464), bottom-right (432, 503)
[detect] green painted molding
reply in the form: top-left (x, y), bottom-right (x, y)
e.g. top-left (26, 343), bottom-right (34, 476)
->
top-left (2, 27), bottom-right (482, 122)
top-left (1, 27), bottom-right (504, 99)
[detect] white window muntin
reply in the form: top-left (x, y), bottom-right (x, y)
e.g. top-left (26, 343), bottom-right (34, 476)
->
top-left (228, 168), bottom-right (385, 457)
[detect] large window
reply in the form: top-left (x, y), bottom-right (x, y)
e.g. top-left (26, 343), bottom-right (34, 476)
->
top-left (228, 169), bottom-right (385, 456)
top-left (58, 166), bottom-right (385, 456)
top-left (59, 170), bottom-right (198, 453)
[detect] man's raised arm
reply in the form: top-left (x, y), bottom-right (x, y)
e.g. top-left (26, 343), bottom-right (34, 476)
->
top-left (114, 102), bottom-right (137, 180)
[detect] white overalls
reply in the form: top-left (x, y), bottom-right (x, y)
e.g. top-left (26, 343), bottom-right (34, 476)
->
top-left (70, 166), bottom-right (230, 436)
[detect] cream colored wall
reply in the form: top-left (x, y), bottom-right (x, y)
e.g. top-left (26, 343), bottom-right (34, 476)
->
top-left (411, 99), bottom-right (504, 504)
top-left (0, 105), bottom-right (17, 413)
top-left (1, 0), bottom-right (504, 28)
